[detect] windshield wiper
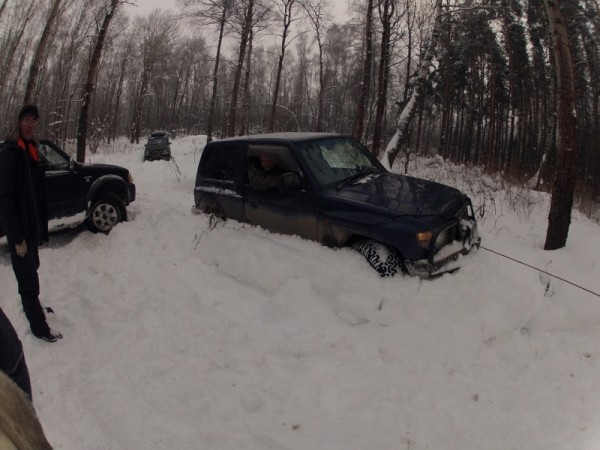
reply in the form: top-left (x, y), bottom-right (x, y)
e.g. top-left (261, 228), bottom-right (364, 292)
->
top-left (336, 170), bottom-right (377, 190)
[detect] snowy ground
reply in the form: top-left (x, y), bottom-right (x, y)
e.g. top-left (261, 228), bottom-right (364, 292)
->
top-left (1, 135), bottom-right (599, 450)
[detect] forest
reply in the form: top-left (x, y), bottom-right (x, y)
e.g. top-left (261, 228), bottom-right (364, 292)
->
top-left (0, 0), bottom-right (598, 224)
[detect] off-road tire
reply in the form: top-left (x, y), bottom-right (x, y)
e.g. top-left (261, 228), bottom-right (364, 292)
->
top-left (352, 239), bottom-right (403, 277)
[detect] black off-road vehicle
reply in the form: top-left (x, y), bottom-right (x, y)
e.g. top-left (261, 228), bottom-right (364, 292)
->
top-left (193, 133), bottom-right (480, 278)
top-left (143, 131), bottom-right (171, 161)
top-left (1, 139), bottom-right (136, 235)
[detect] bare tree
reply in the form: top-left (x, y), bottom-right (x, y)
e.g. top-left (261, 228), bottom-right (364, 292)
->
top-left (543, 0), bottom-right (579, 250)
top-left (352, 0), bottom-right (374, 141)
top-left (23, 0), bottom-right (63, 104)
top-left (302, 0), bottom-right (329, 131)
top-left (226, 0), bottom-right (254, 136)
top-left (0, 0), bottom-right (36, 104)
top-left (76, 0), bottom-right (123, 162)
top-left (180, 0), bottom-right (232, 142)
top-left (129, 11), bottom-right (176, 144)
top-left (267, 0), bottom-right (303, 132)
top-left (238, 28), bottom-right (254, 135)
top-left (372, 0), bottom-right (404, 157)
top-left (225, 0), bottom-right (270, 136)
top-left (0, 0), bottom-right (9, 21)
top-left (379, 0), bottom-right (442, 169)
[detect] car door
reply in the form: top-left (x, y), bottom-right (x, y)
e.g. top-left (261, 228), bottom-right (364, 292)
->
top-left (195, 142), bottom-right (246, 221)
top-left (243, 145), bottom-right (319, 241)
top-left (39, 141), bottom-right (88, 220)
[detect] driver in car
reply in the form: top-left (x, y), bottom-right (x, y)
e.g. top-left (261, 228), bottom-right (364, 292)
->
top-left (248, 152), bottom-right (285, 192)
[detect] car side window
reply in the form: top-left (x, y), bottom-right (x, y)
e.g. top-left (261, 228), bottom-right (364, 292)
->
top-left (39, 143), bottom-right (69, 170)
top-left (201, 145), bottom-right (239, 182)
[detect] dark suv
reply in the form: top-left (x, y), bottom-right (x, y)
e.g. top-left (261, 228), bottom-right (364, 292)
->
top-left (1, 139), bottom-right (136, 235)
top-left (144, 131), bottom-right (171, 161)
top-left (193, 133), bottom-right (480, 278)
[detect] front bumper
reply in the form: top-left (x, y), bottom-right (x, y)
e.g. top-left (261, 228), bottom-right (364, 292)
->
top-left (405, 221), bottom-right (481, 279)
top-left (128, 183), bottom-right (136, 204)
top-left (144, 149), bottom-right (171, 160)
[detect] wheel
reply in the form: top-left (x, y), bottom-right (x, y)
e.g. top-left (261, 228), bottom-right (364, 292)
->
top-left (352, 239), bottom-right (403, 277)
top-left (86, 195), bottom-right (124, 233)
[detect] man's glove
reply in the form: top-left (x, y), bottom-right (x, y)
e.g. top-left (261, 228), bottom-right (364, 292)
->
top-left (15, 240), bottom-right (27, 257)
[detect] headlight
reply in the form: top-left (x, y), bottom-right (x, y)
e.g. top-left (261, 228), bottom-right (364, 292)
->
top-left (435, 229), bottom-right (449, 249)
top-left (416, 231), bottom-right (432, 249)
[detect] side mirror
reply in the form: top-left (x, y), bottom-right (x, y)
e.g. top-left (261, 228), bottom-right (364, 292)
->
top-left (69, 158), bottom-right (75, 171)
top-left (279, 172), bottom-right (302, 194)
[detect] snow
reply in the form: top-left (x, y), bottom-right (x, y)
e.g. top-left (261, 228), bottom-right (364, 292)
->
top-left (2, 135), bottom-right (600, 450)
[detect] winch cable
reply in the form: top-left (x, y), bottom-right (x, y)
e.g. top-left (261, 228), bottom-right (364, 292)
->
top-left (479, 245), bottom-right (600, 299)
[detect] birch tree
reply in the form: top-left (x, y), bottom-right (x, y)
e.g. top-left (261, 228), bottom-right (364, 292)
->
top-left (379, 0), bottom-right (442, 169)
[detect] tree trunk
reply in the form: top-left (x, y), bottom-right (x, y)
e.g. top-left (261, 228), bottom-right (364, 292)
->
top-left (227, 0), bottom-right (254, 137)
top-left (381, 0), bottom-right (443, 170)
top-left (352, 0), bottom-right (374, 141)
top-left (0, 1), bottom-right (36, 101)
top-left (543, 0), bottom-right (579, 250)
top-left (268, 0), bottom-right (295, 132)
top-left (24, 0), bottom-right (62, 104)
top-left (238, 29), bottom-right (253, 135)
top-left (76, 0), bottom-right (119, 163)
top-left (0, 0), bottom-right (8, 22)
top-left (372, 0), bottom-right (394, 158)
top-left (206, 2), bottom-right (228, 143)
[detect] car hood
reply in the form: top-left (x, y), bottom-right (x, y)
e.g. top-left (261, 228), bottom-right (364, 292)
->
top-left (76, 161), bottom-right (129, 180)
top-left (326, 172), bottom-right (466, 219)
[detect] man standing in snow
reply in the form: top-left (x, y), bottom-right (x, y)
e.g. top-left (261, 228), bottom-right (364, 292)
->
top-left (0, 104), bottom-right (62, 343)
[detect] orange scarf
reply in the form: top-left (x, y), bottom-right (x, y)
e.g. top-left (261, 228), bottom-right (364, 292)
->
top-left (17, 138), bottom-right (39, 162)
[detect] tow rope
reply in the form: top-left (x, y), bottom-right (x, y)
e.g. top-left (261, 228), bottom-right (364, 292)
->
top-left (480, 245), bottom-right (600, 298)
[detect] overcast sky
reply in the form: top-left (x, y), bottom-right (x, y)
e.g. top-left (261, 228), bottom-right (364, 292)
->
top-left (124, 0), bottom-right (178, 19)
top-left (124, 0), bottom-right (348, 22)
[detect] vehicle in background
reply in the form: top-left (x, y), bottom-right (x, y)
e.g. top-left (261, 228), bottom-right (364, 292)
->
top-left (1, 139), bottom-right (136, 236)
top-left (143, 131), bottom-right (171, 161)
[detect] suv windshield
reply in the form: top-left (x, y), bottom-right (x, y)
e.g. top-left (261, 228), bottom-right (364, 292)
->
top-left (296, 137), bottom-right (381, 188)
top-left (148, 137), bottom-right (169, 146)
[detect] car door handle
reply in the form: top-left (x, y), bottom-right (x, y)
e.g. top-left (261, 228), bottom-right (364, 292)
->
top-left (248, 199), bottom-right (258, 208)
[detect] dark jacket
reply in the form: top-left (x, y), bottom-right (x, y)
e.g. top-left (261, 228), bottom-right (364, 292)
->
top-left (0, 131), bottom-right (48, 245)
top-left (248, 160), bottom-right (285, 192)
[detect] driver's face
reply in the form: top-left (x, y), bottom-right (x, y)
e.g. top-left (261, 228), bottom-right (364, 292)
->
top-left (260, 154), bottom-right (274, 171)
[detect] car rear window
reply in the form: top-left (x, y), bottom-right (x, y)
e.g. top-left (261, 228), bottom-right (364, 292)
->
top-left (201, 144), bottom-right (241, 182)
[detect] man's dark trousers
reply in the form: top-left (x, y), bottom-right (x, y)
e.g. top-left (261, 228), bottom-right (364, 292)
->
top-left (9, 238), bottom-right (48, 337)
